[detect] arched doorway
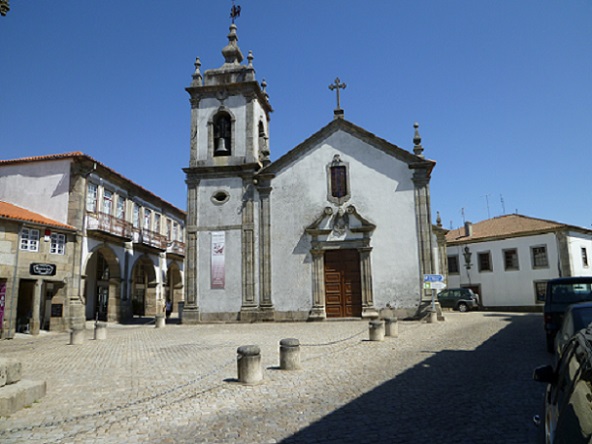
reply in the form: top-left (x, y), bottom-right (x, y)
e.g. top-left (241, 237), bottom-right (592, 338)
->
top-left (165, 262), bottom-right (183, 317)
top-left (84, 247), bottom-right (121, 322)
top-left (131, 256), bottom-right (157, 317)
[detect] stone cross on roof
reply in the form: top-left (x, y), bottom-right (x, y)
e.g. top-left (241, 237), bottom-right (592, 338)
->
top-left (329, 77), bottom-right (346, 119)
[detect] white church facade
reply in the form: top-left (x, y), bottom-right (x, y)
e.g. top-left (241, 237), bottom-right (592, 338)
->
top-left (182, 24), bottom-right (437, 323)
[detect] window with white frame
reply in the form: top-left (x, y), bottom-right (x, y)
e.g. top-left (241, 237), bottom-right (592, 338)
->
top-left (154, 213), bottom-right (161, 234)
top-left (504, 249), bottom-right (519, 271)
top-left (447, 255), bottom-right (459, 274)
top-left (478, 251), bottom-right (492, 272)
top-left (133, 203), bottom-right (140, 228)
top-left (116, 196), bottom-right (126, 220)
top-left (166, 219), bottom-right (172, 240)
top-left (531, 245), bottom-right (549, 269)
top-left (143, 209), bottom-right (151, 230)
top-left (583, 248), bottom-right (589, 268)
top-left (173, 222), bottom-right (179, 241)
top-left (20, 228), bottom-right (40, 251)
top-left (86, 182), bottom-right (98, 212)
top-left (103, 189), bottom-right (113, 215)
top-left (50, 233), bottom-right (66, 255)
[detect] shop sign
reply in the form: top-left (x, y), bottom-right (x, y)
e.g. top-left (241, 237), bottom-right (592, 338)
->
top-left (30, 263), bottom-right (57, 276)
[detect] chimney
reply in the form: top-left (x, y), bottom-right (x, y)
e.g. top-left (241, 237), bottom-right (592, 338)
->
top-left (464, 221), bottom-right (473, 237)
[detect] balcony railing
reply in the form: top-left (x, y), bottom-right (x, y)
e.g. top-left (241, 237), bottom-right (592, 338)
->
top-left (87, 212), bottom-right (132, 240)
top-left (132, 228), bottom-right (168, 250)
top-left (166, 240), bottom-right (186, 257)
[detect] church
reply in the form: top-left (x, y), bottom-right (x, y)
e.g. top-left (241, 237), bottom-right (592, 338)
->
top-left (182, 21), bottom-right (437, 323)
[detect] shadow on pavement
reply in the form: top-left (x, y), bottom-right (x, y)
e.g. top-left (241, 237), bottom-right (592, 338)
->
top-left (281, 313), bottom-right (550, 444)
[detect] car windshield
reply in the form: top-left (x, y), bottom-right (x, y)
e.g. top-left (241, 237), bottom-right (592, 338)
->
top-left (550, 283), bottom-right (592, 304)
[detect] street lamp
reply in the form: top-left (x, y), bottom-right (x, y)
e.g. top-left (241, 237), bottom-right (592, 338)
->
top-left (0, 0), bottom-right (9, 17)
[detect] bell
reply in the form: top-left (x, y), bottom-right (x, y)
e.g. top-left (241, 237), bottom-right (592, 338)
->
top-left (215, 137), bottom-right (230, 155)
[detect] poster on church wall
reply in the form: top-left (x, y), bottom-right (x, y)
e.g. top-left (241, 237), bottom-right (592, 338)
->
top-left (211, 231), bottom-right (225, 289)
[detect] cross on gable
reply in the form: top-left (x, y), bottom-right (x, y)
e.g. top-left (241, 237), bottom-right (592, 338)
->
top-left (328, 77), bottom-right (346, 113)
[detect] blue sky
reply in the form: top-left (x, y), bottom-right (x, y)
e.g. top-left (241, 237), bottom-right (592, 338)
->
top-left (1, 1), bottom-right (591, 230)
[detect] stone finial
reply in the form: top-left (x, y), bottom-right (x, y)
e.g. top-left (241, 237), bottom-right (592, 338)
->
top-left (247, 50), bottom-right (254, 67)
top-left (436, 211), bottom-right (442, 228)
top-left (191, 57), bottom-right (203, 86)
top-left (413, 122), bottom-right (424, 158)
top-left (261, 79), bottom-right (269, 100)
top-left (222, 24), bottom-right (244, 65)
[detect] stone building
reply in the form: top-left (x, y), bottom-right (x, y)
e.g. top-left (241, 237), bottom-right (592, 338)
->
top-left (182, 24), bottom-right (437, 323)
top-left (0, 152), bottom-right (185, 338)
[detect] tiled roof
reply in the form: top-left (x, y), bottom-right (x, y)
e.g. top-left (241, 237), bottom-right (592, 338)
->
top-left (0, 201), bottom-right (76, 231)
top-left (445, 214), bottom-right (588, 244)
top-left (0, 151), bottom-right (84, 165)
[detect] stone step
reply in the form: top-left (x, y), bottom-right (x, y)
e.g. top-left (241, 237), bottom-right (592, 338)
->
top-left (0, 358), bottom-right (22, 387)
top-left (0, 379), bottom-right (47, 417)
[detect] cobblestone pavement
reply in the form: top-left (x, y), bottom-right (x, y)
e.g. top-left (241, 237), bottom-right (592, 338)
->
top-left (0, 312), bottom-right (551, 443)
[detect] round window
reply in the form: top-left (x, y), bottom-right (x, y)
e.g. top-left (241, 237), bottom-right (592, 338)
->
top-left (211, 190), bottom-right (230, 205)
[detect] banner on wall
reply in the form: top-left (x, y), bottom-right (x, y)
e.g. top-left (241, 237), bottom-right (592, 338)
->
top-left (211, 231), bottom-right (225, 289)
top-left (0, 281), bottom-right (6, 329)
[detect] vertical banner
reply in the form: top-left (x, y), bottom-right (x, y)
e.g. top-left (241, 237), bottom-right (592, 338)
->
top-left (0, 281), bottom-right (6, 330)
top-left (211, 231), bottom-right (225, 289)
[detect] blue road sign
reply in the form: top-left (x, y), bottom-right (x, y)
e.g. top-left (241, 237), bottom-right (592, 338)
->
top-left (424, 274), bottom-right (444, 283)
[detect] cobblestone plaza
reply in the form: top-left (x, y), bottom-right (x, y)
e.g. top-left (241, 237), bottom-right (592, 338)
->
top-left (0, 312), bottom-right (549, 443)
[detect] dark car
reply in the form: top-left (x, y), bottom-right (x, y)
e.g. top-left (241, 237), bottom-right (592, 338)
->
top-left (554, 302), bottom-right (592, 358)
top-left (437, 288), bottom-right (479, 312)
top-left (533, 325), bottom-right (592, 444)
top-left (544, 277), bottom-right (592, 352)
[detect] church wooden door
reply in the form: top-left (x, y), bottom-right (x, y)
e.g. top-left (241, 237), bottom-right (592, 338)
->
top-left (324, 249), bottom-right (362, 318)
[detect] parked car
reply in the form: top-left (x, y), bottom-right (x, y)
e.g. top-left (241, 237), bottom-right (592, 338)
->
top-left (554, 302), bottom-right (592, 358)
top-left (544, 277), bottom-right (592, 353)
top-left (437, 288), bottom-right (479, 312)
top-left (533, 325), bottom-right (592, 444)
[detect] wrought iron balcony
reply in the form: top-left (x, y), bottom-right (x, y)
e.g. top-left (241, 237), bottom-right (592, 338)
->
top-left (132, 228), bottom-right (168, 250)
top-left (166, 240), bottom-right (186, 257)
top-left (86, 212), bottom-right (132, 240)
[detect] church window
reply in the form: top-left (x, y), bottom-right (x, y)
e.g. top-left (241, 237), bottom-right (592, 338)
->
top-left (326, 154), bottom-right (351, 205)
top-left (211, 190), bottom-right (230, 205)
top-left (213, 112), bottom-right (232, 157)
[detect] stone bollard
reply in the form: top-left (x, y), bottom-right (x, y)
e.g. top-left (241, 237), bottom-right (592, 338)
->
top-left (279, 338), bottom-right (301, 371)
top-left (237, 345), bottom-right (263, 385)
top-left (427, 310), bottom-right (437, 324)
top-left (155, 314), bottom-right (165, 328)
top-left (94, 321), bottom-right (107, 340)
top-left (70, 328), bottom-right (85, 345)
top-left (369, 320), bottom-right (385, 341)
top-left (384, 317), bottom-right (399, 338)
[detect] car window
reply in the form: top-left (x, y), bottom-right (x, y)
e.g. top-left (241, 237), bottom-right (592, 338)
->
top-left (573, 310), bottom-right (592, 332)
top-left (550, 283), bottom-right (592, 304)
top-left (552, 340), bottom-right (580, 406)
top-left (555, 365), bottom-right (592, 443)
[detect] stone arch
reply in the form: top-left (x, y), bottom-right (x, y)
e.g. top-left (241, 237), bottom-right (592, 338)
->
top-left (208, 107), bottom-right (236, 158)
top-left (131, 255), bottom-right (158, 317)
top-left (83, 245), bottom-right (122, 322)
top-left (165, 261), bottom-right (184, 316)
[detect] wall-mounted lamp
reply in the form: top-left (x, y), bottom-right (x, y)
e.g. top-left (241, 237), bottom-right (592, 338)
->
top-left (463, 246), bottom-right (472, 270)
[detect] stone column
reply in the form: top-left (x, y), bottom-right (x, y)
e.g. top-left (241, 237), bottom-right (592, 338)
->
top-left (258, 183), bottom-right (274, 319)
top-left (30, 279), bottom-right (42, 335)
top-left (183, 180), bottom-right (200, 324)
top-left (308, 249), bottom-right (327, 320)
top-left (412, 167), bottom-right (435, 301)
top-left (359, 247), bottom-right (378, 319)
top-left (240, 181), bottom-right (257, 321)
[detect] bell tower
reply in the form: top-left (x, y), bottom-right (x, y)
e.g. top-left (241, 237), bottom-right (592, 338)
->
top-left (183, 19), bottom-right (273, 323)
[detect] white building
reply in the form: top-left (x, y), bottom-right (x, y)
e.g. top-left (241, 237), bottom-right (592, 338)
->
top-left (182, 24), bottom-right (437, 322)
top-left (445, 214), bottom-right (592, 310)
top-left (0, 152), bottom-right (185, 337)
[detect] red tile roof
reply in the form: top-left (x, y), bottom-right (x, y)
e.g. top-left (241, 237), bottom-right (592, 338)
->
top-left (0, 201), bottom-right (76, 231)
top-left (445, 214), bottom-right (588, 244)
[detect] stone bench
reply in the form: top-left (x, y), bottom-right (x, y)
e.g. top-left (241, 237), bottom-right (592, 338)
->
top-left (0, 357), bottom-right (46, 417)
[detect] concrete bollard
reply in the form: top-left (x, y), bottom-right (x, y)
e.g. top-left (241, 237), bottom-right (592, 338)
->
top-left (70, 328), bottom-right (85, 345)
top-left (369, 320), bottom-right (385, 341)
top-left (279, 338), bottom-right (301, 371)
top-left (384, 317), bottom-right (399, 338)
top-left (237, 345), bottom-right (263, 385)
top-left (427, 310), bottom-right (437, 324)
top-left (155, 314), bottom-right (165, 328)
top-left (94, 321), bottom-right (107, 340)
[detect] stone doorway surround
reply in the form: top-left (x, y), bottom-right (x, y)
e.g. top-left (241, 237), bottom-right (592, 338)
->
top-left (306, 205), bottom-right (378, 320)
